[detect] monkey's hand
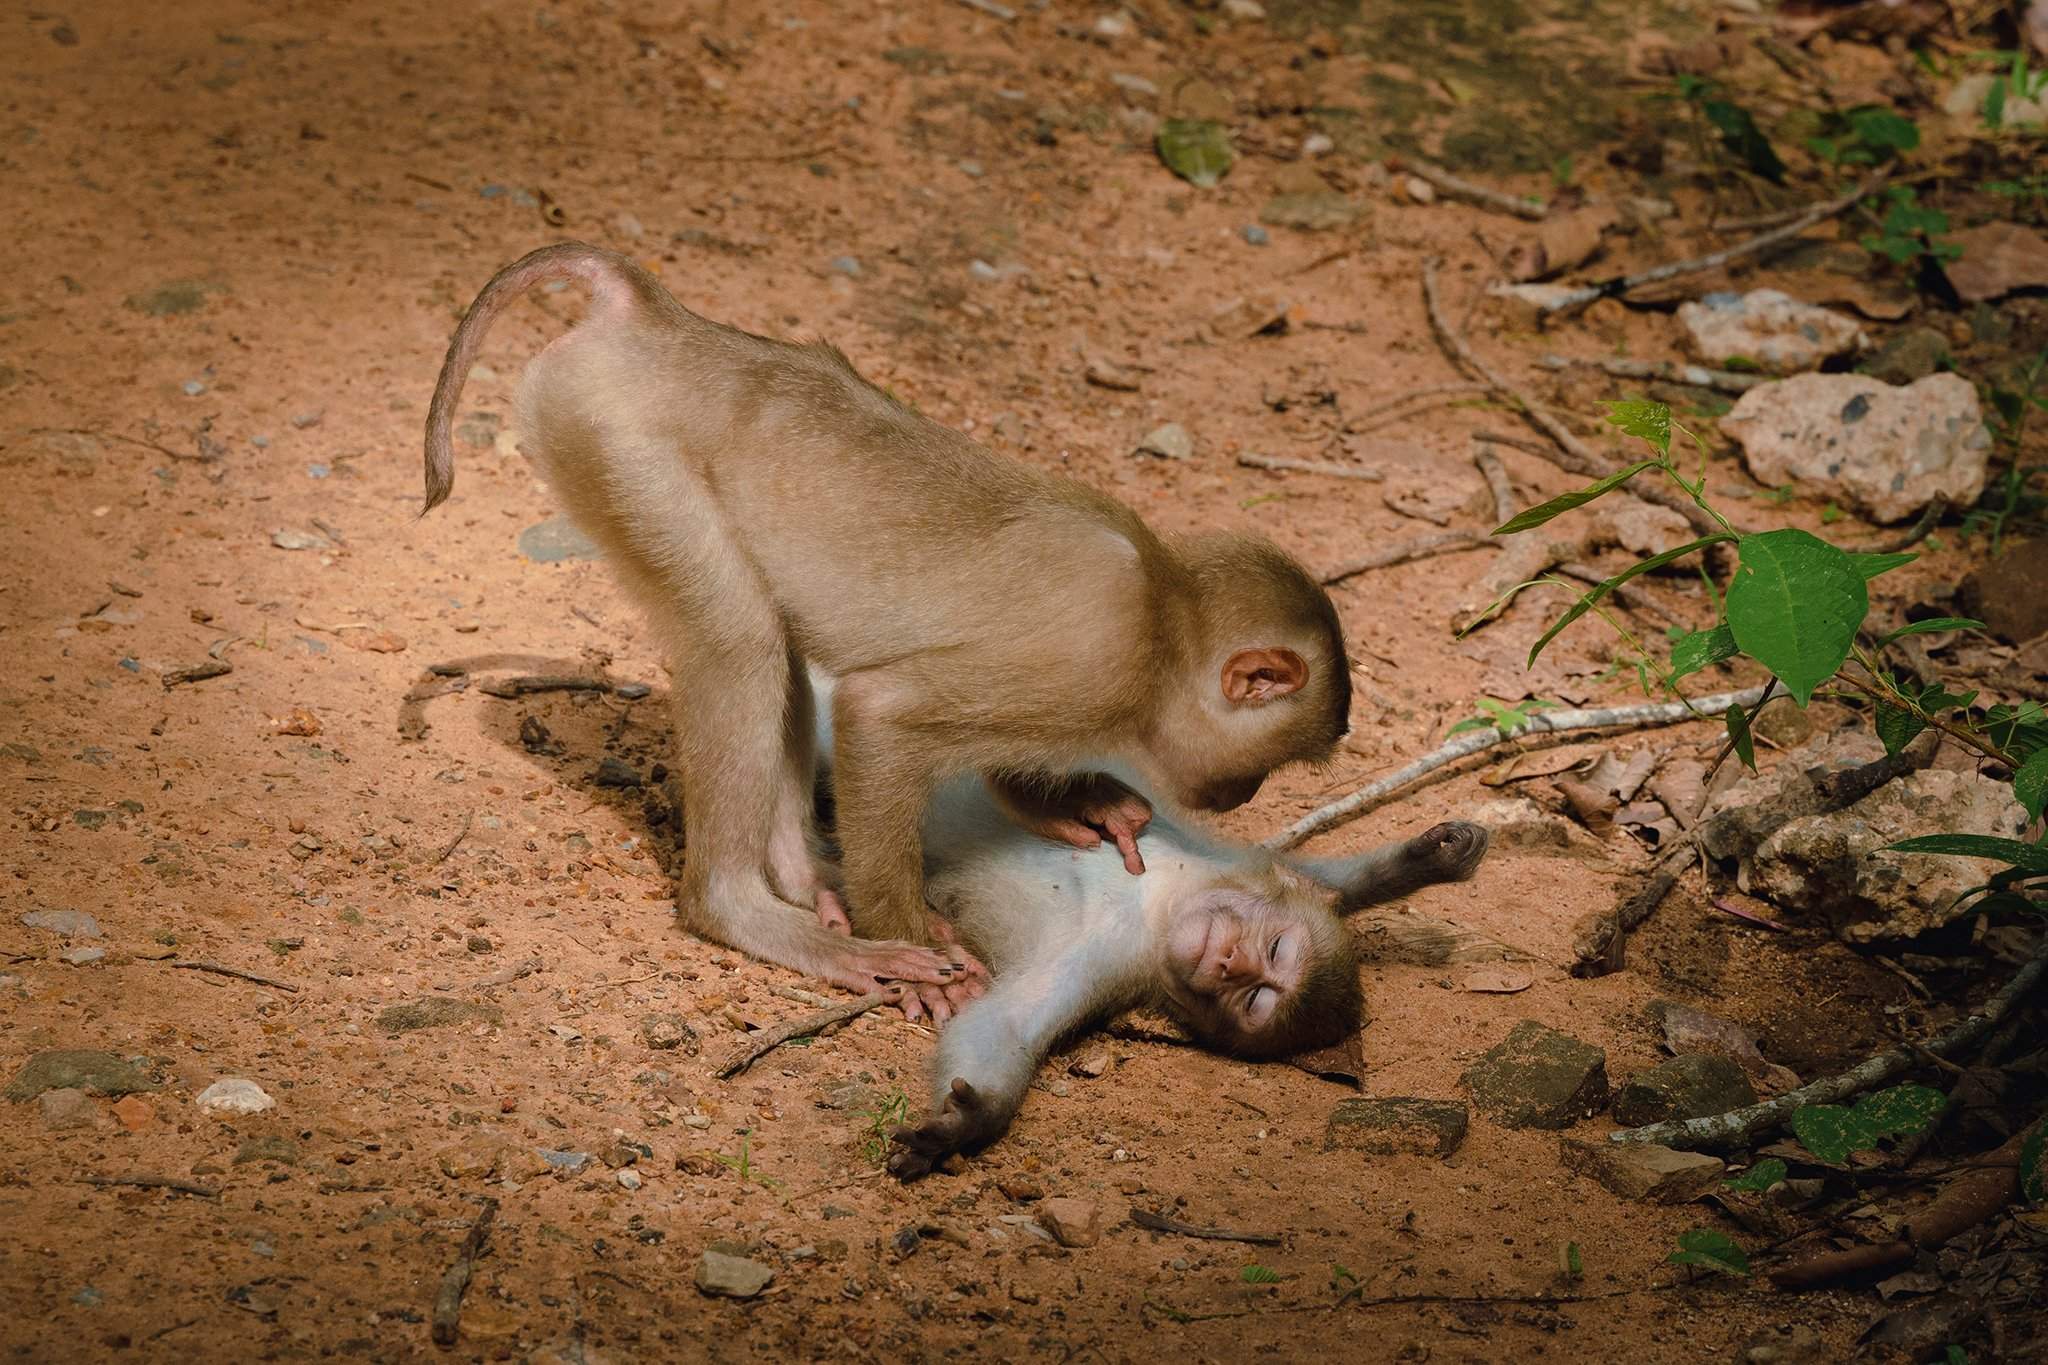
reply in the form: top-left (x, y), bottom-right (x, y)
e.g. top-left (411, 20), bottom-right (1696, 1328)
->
top-left (887, 1077), bottom-right (1006, 1180)
top-left (987, 772), bottom-right (1152, 875)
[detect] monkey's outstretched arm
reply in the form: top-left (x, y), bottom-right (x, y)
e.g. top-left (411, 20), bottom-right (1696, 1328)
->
top-left (1288, 820), bottom-right (1489, 911)
top-left (888, 952), bottom-right (1112, 1179)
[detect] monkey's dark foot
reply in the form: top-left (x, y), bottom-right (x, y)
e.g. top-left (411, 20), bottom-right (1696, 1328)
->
top-left (1408, 821), bottom-right (1489, 883)
top-left (887, 1078), bottom-right (997, 1181)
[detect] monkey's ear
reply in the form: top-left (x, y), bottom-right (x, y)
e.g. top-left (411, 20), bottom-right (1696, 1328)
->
top-left (1221, 648), bottom-right (1308, 706)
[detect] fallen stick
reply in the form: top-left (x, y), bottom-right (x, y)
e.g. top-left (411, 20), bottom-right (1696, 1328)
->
top-left (1535, 172), bottom-right (1888, 318)
top-left (82, 1174), bottom-right (220, 1198)
top-left (1130, 1207), bottom-right (1283, 1246)
top-left (477, 675), bottom-right (615, 698)
top-left (1322, 531), bottom-right (1489, 585)
top-left (1536, 354), bottom-right (1765, 395)
top-left (1859, 496), bottom-right (1946, 555)
top-left (162, 660), bottom-right (233, 689)
top-left (168, 960), bottom-right (300, 993)
top-left (953, 0), bottom-right (1017, 17)
top-left (1264, 686), bottom-right (1766, 849)
top-left (1421, 261), bottom-right (1729, 540)
top-left (1396, 160), bottom-right (1547, 221)
top-left (1474, 448), bottom-right (1516, 525)
top-left (1570, 838), bottom-right (1697, 976)
top-left (431, 811), bottom-right (474, 867)
top-left (431, 1197), bottom-right (499, 1348)
top-left (1348, 382), bottom-right (1492, 425)
top-left (1238, 453), bottom-right (1384, 482)
top-left (1611, 937), bottom-right (2048, 1151)
top-left (714, 990), bottom-right (895, 1079)
top-left (1768, 1119), bottom-right (2039, 1290)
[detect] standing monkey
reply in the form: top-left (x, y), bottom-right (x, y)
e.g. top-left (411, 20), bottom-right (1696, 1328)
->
top-left (423, 244), bottom-right (1352, 1009)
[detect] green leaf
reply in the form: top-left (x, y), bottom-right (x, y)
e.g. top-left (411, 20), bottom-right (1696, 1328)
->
top-left (1668, 623), bottom-right (1738, 684)
top-left (1562, 1241), bottom-right (1583, 1278)
top-left (1725, 702), bottom-right (1756, 771)
top-left (2014, 749), bottom-right (2048, 824)
top-left (2022, 1123), bottom-right (2045, 1206)
top-left (1880, 617), bottom-right (1984, 644)
top-left (1157, 119), bottom-right (1235, 188)
top-left (1876, 703), bottom-right (1927, 758)
top-left (1240, 1264), bottom-right (1281, 1284)
top-left (1723, 1159), bottom-right (1788, 1193)
top-left (1700, 98), bottom-right (1786, 183)
top-left (1848, 551), bottom-right (1917, 581)
top-left (1791, 1103), bottom-right (1860, 1163)
top-left (1494, 459), bottom-right (1663, 535)
top-left (1846, 106), bottom-right (1920, 153)
top-left (1603, 400), bottom-right (1673, 456)
top-left (1888, 834), bottom-right (2048, 872)
top-left (1725, 529), bottom-right (1869, 705)
top-left (1667, 1228), bottom-right (1750, 1276)
top-left (1529, 534), bottom-right (1737, 666)
top-left (1857, 1083), bottom-right (1947, 1141)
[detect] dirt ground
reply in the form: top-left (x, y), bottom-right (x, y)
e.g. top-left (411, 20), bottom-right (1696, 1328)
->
top-left (2, 0), bottom-right (2038, 1360)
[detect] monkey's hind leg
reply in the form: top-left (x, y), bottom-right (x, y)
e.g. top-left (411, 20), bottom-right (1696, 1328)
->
top-left (829, 671), bottom-right (945, 945)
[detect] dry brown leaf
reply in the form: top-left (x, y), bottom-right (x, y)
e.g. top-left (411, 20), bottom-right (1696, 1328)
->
top-left (1462, 967), bottom-right (1535, 994)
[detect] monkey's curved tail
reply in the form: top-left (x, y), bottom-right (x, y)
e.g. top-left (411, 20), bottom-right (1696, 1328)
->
top-left (421, 241), bottom-right (638, 515)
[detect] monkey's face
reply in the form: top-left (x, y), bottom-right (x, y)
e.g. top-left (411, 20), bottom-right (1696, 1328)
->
top-left (1160, 887), bottom-right (1324, 1046)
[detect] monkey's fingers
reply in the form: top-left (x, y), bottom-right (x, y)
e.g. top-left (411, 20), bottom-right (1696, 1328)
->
top-left (1102, 819), bottom-right (1146, 875)
top-left (1038, 816), bottom-right (1104, 852)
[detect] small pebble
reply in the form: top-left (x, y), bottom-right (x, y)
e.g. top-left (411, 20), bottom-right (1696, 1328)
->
top-left (828, 256), bottom-right (862, 278)
top-left (1242, 224), bottom-right (1270, 246)
top-left (617, 1169), bottom-right (643, 1191)
top-left (60, 946), bottom-right (106, 966)
top-left (181, 379), bottom-right (207, 396)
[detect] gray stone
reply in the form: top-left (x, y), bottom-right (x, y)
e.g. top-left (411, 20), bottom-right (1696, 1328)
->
top-left (517, 516), bottom-right (601, 563)
top-left (196, 1078), bottom-right (275, 1115)
top-left (1613, 1054), bottom-right (1757, 1126)
top-left (1134, 423), bottom-right (1193, 461)
top-left (21, 909), bottom-right (101, 937)
top-left (1324, 1097), bottom-right (1469, 1156)
top-left (60, 946), bottom-right (106, 966)
top-left (1462, 1020), bottom-right (1609, 1130)
top-left (1677, 289), bottom-right (1866, 373)
top-left (1560, 1138), bottom-right (1725, 1202)
top-left (695, 1249), bottom-right (774, 1298)
top-left (5, 1049), bottom-right (157, 1102)
top-left (1863, 327), bottom-right (1949, 385)
top-left (591, 758), bottom-right (643, 789)
top-left (1720, 372), bottom-right (1991, 523)
top-left (639, 1013), bottom-right (700, 1054)
top-left (271, 528), bottom-right (327, 551)
top-left (375, 998), bottom-right (503, 1035)
top-left (1242, 224), bottom-right (1270, 246)
top-left (1749, 769), bottom-right (2029, 942)
top-left (1957, 538), bottom-right (2048, 644)
top-left (37, 1088), bottom-right (102, 1131)
top-left (538, 1148), bottom-right (592, 1174)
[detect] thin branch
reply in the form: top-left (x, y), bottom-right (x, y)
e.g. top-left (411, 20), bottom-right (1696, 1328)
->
top-left (1238, 453), bottom-right (1384, 482)
top-left (714, 991), bottom-right (895, 1079)
top-left (1536, 171), bottom-right (1888, 317)
top-left (28, 426), bottom-right (201, 462)
top-left (1859, 496), bottom-right (1946, 554)
top-left (1129, 1207), bottom-right (1283, 1246)
top-left (1421, 260), bottom-right (1729, 540)
top-left (1536, 354), bottom-right (1765, 395)
top-left (431, 1197), bottom-right (499, 1348)
top-left (1612, 936), bottom-right (2048, 1150)
top-left (1263, 686), bottom-right (1768, 849)
top-left (81, 1174), bottom-right (220, 1198)
top-left (1397, 160), bottom-right (1547, 221)
top-left (167, 960), bottom-right (300, 993)
top-left (431, 811), bottom-right (474, 867)
top-left (1347, 382), bottom-right (1492, 425)
top-left (477, 675), bottom-right (618, 698)
top-left (954, 0), bottom-right (1017, 16)
top-left (1474, 448), bottom-right (1516, 526)
top-left (1322, 531), bottom-right (1490, 585)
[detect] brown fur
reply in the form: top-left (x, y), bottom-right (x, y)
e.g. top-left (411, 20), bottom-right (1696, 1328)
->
top-left (423, 242), bottom-right (1350, 991)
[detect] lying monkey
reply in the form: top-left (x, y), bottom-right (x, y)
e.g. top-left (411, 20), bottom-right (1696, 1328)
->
top-left (803, 672), bottom-right (1490, 1178)
top-left (425, 245), bottom-right (1352, 1019)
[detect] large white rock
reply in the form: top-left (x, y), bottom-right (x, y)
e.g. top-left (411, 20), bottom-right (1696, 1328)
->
top-left (1720, 372), bottom-right (1991, 523)
top-left (195, 1078), bottom-right (275, 1115)
top-left (1677, 289), bottom-right (1866, 373)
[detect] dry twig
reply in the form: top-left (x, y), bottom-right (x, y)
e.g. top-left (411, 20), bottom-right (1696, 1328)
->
top-left (1322, 531), bottom-right (1489, 585)
top-left (1535, 172), bottom-right (1887, 317)
top-left (1612, 937), bottom-right (2048, 1150)
top-left (1264, 686), bottom-right (1767, 849)
top-left (714, 991), bottom-right (895, 1079)
top-left (81, 1174), bottom-right (220, 1198)
top-left (1238, 453), bottom-right (1384, 482)
top-left (1130, 1207), bottom-right (1283, 1246)
top-left (431, 1197), bottom-right (499, 1348)
top-left (168, 960), bottom-right (300, 993)
top-left (1397, 160), bottom-right (1547, 221)
top-left (1421, 260), bottom-right (1728, 539)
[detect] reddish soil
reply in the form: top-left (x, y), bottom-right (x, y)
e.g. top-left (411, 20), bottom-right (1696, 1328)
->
top-left (3, 1), bottom-right (2033, 1360)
